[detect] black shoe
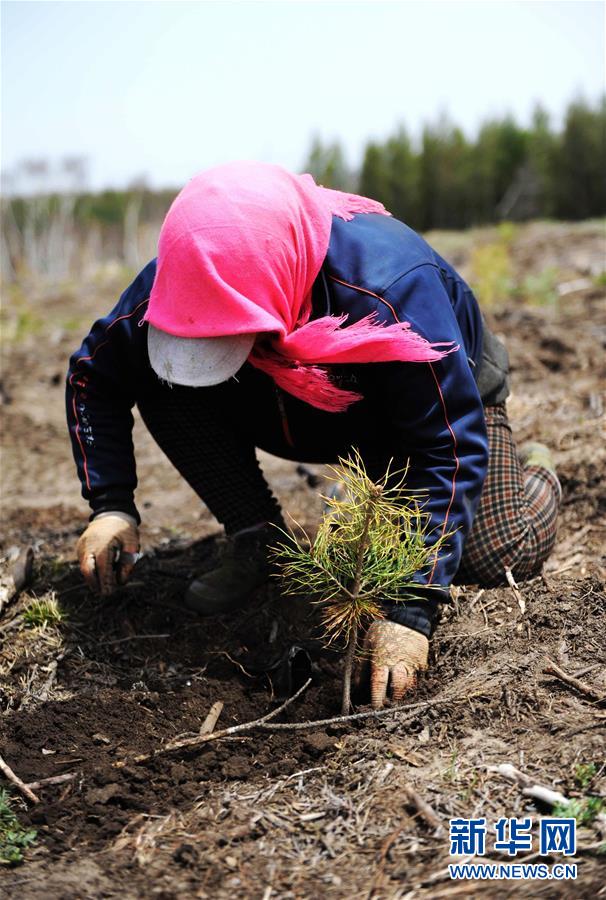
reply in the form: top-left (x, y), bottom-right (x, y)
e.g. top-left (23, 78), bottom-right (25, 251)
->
top-left (184, 522), bottom-right (282, 616)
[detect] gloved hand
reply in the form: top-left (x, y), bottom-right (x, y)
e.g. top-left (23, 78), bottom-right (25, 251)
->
top-left (77, 512), bottom-right (140, 596)
top-left (358, 619), bottom-right (429, 708)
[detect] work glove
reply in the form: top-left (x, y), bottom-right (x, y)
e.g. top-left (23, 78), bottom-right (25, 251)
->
top-left (357, 619), bottom-right (429, 708)
top-left (77, 512), bottom-right (140, 596)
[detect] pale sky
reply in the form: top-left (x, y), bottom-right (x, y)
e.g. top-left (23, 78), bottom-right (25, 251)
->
top-left (2, 0), bottom-right (604, 192)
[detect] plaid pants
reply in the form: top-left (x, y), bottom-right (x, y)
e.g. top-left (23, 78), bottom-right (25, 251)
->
top-left (457, 403), bottom-right (561, 586)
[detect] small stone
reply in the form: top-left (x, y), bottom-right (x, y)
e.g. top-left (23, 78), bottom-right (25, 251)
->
top-left (416, 726), bottom-right (430, 744)
top-left (304, 732), bottom-right (334, 755)
top-left (221, 757), bottom-right (250, 778)
top-left (85, 783), bottom-right (122, 805)
top-left (225, 855), bottom-right (237, 869)
top-left (92, 732), bottom-right (111, 745)
top-left (172, 843), bottom-right (198, 867)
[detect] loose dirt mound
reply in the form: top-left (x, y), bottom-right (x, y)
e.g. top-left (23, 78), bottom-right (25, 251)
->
top-left (1, 222), bottom-right (605, 897)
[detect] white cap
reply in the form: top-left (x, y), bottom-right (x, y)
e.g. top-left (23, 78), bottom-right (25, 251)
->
top-left (147, 325), bottom-right (256, 387)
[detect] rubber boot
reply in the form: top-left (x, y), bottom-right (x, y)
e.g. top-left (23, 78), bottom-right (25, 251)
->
top-left (184, 522), bottom-right (281, 616)
top-left (519, 441), bottom-right (562, 502)
top-left (519, 442), bottom-right (557, 474)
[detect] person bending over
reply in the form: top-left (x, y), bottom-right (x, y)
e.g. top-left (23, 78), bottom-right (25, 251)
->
top-left (66, 162), bottom-right (561, 707)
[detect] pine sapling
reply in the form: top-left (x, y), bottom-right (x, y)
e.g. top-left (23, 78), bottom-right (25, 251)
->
top-left (273, 452), bottom-right (450, 714)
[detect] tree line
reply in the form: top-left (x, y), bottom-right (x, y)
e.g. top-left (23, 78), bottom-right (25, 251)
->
top-left (2, 97), bottom-right (604, 280)
top-left (303, 98), bottom-right (606, 230)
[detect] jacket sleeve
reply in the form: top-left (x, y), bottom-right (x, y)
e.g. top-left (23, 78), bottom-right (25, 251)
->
top-left (65, 263), bottom-right (155, 523)
top-left (363, 264), bottom-right (489, 636)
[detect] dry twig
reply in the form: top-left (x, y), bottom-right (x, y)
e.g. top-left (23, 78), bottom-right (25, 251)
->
top-left (468, 588), bottom-right (485, 611)
top-left (0, 752), bottom-right (39, 803)
top-left (23, 772), bottom-right (78, 792)
top-left (114, 680), bottom-right (488, 768)
top-left (253, 686), bottom-right (490, 732)
top-left (543, 658), bottom-right (605, 704)
top-left (199, 701), bottom-right (224, 735)
top-left (548, 553), bottom-right (585, 576)
top-left (99, 633), bottom-right (171, 646)
top-left (114, 678), bottom-right (313, 767)
top-left (35, 660), bottom-right (60, 703)
top-left (35, 649), bottom-right (69, 702)
top-left (495, 763), bottom-right (569, 806)
top-left (504, 567), bottom-right (526, 615)
top-left (402, 784), bottom-right (445, 836)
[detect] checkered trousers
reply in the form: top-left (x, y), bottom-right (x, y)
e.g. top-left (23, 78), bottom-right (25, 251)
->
top-left (457, 403), bottom-right (561, 586)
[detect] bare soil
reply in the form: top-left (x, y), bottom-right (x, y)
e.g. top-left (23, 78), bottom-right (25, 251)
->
top-left (1, 221), bottom-right (605, 898)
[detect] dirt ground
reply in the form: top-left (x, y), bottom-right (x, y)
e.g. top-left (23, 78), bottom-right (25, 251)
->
top-left (1, 221), bottom-right (605, 898)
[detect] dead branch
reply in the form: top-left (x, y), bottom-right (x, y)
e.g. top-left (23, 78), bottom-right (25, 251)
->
top-left (209, 650), bottom-right (256, 679)
top-left (35, 659), bottom-right (59, 703)
top-left (0, 752), bottom-right (39, 803)
top-left (99, 633), bottom-right (171, 646)
top-left (402, 784), bottom-right (445, 836)
top-left (199, 701), bottom-right (224, 735)
top-left (34, 648), bottom-right (70, 703)
top-left (504, 567), bottom-right (526, 615)
top-left (496, 762), bottom-right (533, 787)
top-left (494, 763), bottom-right (569, 806)
top-left (256, 687), bottom-right (489, 732)
top-left (547, 553), bottom-right (585, 576)
top-left (523, 785), bottom-right (572, 807)
top-left (468, 588), bottom-right (485, 611)
top-left (543, 658), bottom-right (605, 704)
top-left (114, 682), bottom-right (492, 768)
top-left (468, 588), bottom-right (489, 626)
top-left (495, 764), bottom-right (606, 833)
top-left (23, 772), bottom-right (78, 791)
top-left (114, 678), bottom-right (312, 767)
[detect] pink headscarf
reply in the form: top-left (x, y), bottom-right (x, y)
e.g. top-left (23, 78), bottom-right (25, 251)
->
top-left (146, 162), bottom-right (452, 412)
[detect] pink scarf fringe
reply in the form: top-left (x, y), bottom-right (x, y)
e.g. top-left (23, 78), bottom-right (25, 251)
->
top-left (250, 314), bottom-right (454, 412)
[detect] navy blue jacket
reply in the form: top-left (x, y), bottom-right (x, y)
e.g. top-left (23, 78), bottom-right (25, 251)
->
top-left (67, 213), bottom-right (490, 635)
